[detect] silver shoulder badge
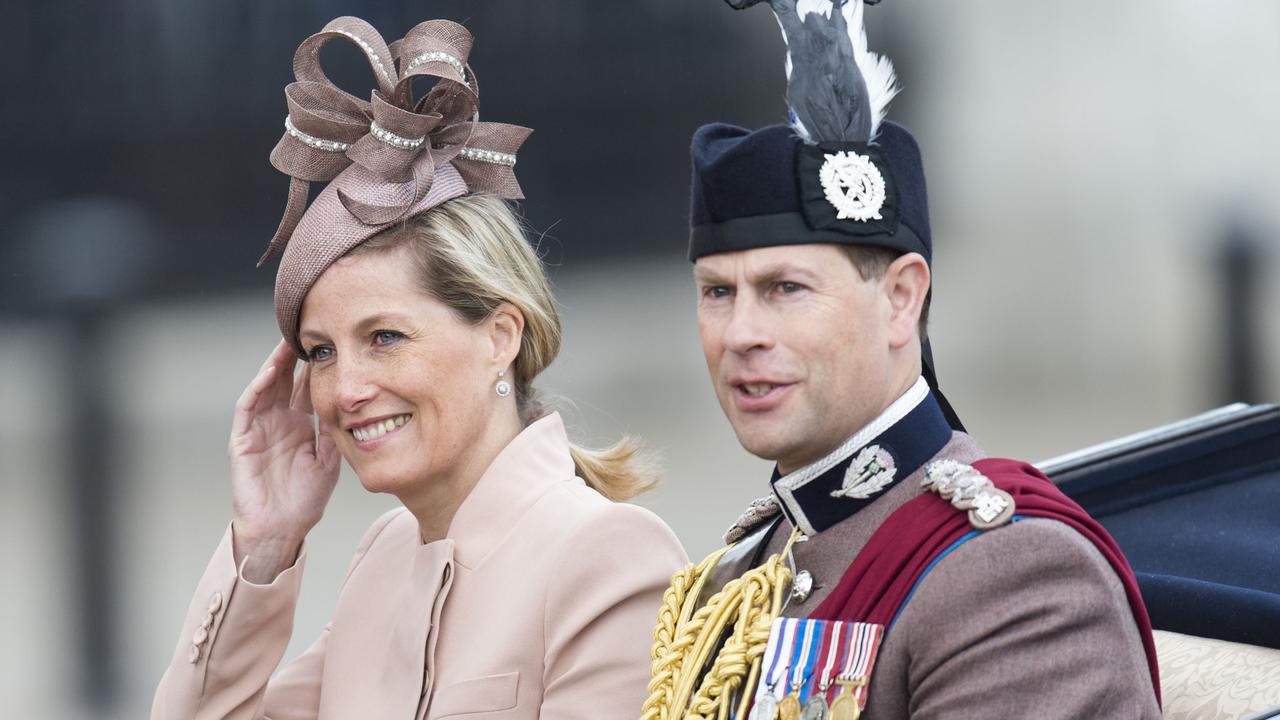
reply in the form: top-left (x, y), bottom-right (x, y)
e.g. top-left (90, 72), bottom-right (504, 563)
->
top-left (922, 460), bottom-right (1016, 530)
top-left (819, 151), bottom-right (886, 222)
top-left (724, 494), bottom-right (782, 545)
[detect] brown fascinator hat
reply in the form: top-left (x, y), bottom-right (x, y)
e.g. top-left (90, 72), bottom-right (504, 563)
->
top-left (258, 16), bottom-right (531, 358)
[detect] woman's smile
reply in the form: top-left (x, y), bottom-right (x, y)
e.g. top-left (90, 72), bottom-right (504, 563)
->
top-left (349, 413), bottom-right (413, 448)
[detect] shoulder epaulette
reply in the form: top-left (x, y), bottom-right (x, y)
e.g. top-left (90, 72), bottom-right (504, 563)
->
top-left (723, 495), bottom-right (782, 544)
top-left (922, 460), bottom-right (1016, 530)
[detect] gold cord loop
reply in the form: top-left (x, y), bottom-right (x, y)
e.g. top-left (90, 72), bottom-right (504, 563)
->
top-left (642, 528), bottom-right (805, 720)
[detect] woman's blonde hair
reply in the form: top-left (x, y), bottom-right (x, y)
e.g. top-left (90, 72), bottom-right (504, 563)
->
top-left (349, 193), bottom-right (656, 501)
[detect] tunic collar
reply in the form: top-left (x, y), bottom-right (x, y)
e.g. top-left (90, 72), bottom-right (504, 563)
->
top-left (443, 412), bottom-right (578, 569)
top-left (770, 376), bottom-right (952, 536)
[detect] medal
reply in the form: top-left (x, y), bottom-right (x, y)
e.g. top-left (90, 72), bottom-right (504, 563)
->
top-left (751, 693), bottom-right (780, 720)
top-left (829, 678), bottom-right (867, 720)
top-left (802, 694), bottom-right (830, 720)
top-left (828, 690), bottom-right (861, 720)
top-left (778, 693), bottom-right (802, 720)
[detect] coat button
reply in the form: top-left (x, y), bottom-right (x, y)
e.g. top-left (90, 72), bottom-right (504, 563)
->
top-left (187, 645), bottom-right (201, 664)
top-left (791, 570), bottom-right (814, 603)
top-left (200, 614), bottom-right (214, 631)
top-left (208, 592), bottom-right (223, 613)
top-left (193, 627), bottom-right (209, 645)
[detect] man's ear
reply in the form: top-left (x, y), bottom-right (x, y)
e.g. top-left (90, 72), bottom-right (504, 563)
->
top-left (884, 252), bottom-right (930, 350)
top-left (489, 302), bottom-right (526, 372)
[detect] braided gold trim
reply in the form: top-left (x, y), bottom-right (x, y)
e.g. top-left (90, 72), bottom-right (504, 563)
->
top-left (641, 528), bottom-right (803, 719)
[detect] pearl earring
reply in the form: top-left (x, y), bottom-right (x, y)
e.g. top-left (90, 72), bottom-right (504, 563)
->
top-left (495, 370), bottom-right (512, 398)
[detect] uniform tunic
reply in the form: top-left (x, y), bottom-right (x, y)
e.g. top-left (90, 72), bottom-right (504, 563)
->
top-left (743, 380), bottom-right (1161, 719)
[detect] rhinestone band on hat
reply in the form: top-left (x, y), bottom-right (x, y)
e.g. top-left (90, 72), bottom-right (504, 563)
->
top-left (405, 51), bottom-right (470, 87)
top-left (335, 29), bottom-right (393, 85)
top-left (459, 146), bottom-right (517, 167)
top-left (284, 116), bottom-right (350, 152)
top-left (369, 121), bottom-right (426, 150)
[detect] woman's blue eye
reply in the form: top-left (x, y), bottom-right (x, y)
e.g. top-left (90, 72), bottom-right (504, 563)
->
top-left (373, 330), bottom-right (403, 345)
top-left (307, 346), bottom-right (334, 362)
top-left (778, 282), bottom-right (802, 294)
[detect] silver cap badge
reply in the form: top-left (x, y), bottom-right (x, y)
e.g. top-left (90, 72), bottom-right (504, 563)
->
top-left (819, 151), bottom-right (886, 221)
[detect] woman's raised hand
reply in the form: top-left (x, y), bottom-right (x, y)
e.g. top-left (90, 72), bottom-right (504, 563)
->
top-left (227, 340), bottom-right (342, 581)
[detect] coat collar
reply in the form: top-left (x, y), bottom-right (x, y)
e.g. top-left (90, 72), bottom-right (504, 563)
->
top-left (770, 376), bottom-right (953, 536)
top-left (443, 412), bottom-right (578, 570)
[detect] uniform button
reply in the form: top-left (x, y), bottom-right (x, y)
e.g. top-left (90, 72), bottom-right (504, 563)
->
top-left (193, 627), bottom-right (209, 645)
top-left (187, 645), bottom-right (201, 664)
top-left (200, 614), bottom-right (214, 631)
top-left (791, 570), bottom-right (814, 603)
top-left (208, 592), bottom-right (223, 613)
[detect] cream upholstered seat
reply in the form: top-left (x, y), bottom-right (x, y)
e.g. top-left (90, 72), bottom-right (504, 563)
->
top-left (1156, 630), bottom-right (1280, 719)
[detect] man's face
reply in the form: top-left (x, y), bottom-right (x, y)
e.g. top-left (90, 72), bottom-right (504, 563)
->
top-left (694, 244), bottom-right (901, 473)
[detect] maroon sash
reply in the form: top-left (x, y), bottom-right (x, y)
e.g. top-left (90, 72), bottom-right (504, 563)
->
top-left (809, 458), bottom-right (1161, 706)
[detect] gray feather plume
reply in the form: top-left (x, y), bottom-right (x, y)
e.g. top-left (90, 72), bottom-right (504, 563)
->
top-left (726, 0), bottom-right (899, 143)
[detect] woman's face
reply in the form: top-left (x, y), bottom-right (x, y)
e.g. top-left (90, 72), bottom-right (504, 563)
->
top-left (297, 244), bottom-right (500, 497)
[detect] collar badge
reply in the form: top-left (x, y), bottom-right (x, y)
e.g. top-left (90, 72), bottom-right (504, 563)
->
top-left (831, 445), bottom-right (897, 500)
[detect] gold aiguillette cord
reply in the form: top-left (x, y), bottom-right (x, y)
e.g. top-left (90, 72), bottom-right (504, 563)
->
top-left (640, 528), bottom-right (805, 720)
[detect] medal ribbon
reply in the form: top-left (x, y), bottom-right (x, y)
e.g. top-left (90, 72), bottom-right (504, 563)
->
top-left (806, 620), bottom-right (837, 699)
top-left (759, 617), bottom-right (794, 702)
top-left (836, 622), bottom-right (884, 708)
top-left (789, 619), bottom-right (822, 699)
top-left (820, 620), bottom-right (852, 701)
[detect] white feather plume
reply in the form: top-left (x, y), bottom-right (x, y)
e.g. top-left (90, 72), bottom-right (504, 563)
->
top-left (842, 0), bottom-right (899, 137)
top-left (775, 12), bottom-right (794, 80)
top-left (776, 0), bottom-right (900, 139)
top-left (796, 0), bottom-right (834, 19)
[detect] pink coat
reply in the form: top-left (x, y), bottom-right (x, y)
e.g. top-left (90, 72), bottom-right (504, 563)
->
top-left (152, 413), bottom-right (687, 719)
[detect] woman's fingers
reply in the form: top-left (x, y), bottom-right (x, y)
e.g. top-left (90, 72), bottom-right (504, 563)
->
top-left (316, 418), bottom-right (342, 474)
top-left (291, 363), bottom-right (314, 414)
top-left (231, 340), bottom-right (294, 439)
top-left (232, 362), bottom-right (278, 439)
top-left (262, 341), bottom-right (299, 410)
